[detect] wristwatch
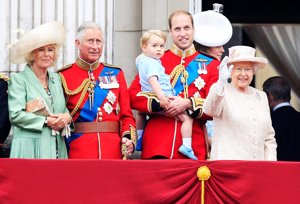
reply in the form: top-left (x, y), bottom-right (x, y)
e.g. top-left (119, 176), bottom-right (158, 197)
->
top-left (44, 117), bottom-right (48, 126)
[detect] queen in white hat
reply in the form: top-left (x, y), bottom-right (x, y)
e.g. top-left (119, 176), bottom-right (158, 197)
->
top-left (8, 21), bottom-right (72, 159)
top-left (203, 45), bottom-right (277, 161)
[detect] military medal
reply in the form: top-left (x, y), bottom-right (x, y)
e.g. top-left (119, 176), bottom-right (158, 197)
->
top-left (103, 102), bottom-right (113, 114)
top-left (107, 91), bottom-right (116, 105)
top-left (198, 62), bottom-right (207, 75)
top-left (99, 75), bottom-right (119, 89)
top-left (194, 76), bottom-right (206, 91)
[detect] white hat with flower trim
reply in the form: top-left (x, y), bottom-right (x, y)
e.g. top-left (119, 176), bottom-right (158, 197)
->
top-left (10, 21), bottom-right (66, 64)
top-left (228, 46), bottom-right (268, 71)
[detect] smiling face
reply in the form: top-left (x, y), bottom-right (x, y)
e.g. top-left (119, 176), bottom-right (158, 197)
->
top-left (230, 61), bottom-right (255, 92)
top-left (76, 28), bottom-right (104, 63)
top-left (169, 12), bottom-right (195, 50)
top-left (33, 44), bottom-right (56, 69)
top-left (142, 34), bottom-right (165, 60)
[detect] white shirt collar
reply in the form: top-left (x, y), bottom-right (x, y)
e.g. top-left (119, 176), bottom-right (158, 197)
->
top-left (273, 102), bottom-right (291, 111)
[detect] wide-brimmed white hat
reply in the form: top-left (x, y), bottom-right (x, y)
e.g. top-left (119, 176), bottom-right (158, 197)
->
top-left (10, 21), bottom-right (66, 64)
top-left (228, 46), bottom-right (268, 70)
top-left (193, 10), bottom-right (232, 47)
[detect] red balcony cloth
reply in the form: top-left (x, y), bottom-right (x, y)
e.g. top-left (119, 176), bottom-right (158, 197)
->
top-left (0, 159), bottom-right (299, 204)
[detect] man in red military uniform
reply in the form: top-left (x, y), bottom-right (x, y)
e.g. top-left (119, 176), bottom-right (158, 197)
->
top-left (58, 22), bottom-right (136, 159)
top-left (129, 10), bottom-right (219, 160)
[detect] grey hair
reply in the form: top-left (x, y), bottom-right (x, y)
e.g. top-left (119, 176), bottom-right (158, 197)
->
top-left (76, 21), bottom-right (104, 42)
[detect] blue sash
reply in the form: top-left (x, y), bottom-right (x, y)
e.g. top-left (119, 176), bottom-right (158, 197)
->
top-left (173, 54), bottom-right (213, 95)
top-left (68, 66), bottom-right (120, 143)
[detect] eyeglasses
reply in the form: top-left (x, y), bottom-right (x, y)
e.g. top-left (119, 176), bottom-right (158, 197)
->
top-left (233, 67), bottom-right (253, 74)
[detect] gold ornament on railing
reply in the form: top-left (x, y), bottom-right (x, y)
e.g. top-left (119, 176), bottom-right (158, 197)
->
top-left (197, 166), bottom-right (211, 204)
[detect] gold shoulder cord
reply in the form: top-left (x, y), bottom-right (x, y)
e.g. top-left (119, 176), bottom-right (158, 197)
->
top-left (169, 64), bottom-right (185, 88)
top-left (59, 73), bottom-right (91, 116)
top-left (169, 64), bottom-right (189, 98)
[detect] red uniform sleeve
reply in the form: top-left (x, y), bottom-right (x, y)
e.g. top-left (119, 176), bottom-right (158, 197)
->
top-left (118, 70), bottom-right (136, 137)
top-left (128, 74), bottom-right (161, 114)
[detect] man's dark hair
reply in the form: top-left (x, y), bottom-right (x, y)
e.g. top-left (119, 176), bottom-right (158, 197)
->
top-left (263, 76), bottom-right (291, 102)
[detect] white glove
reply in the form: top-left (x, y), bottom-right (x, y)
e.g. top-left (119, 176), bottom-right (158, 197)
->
top-left (216, 56), bottom-right (233, 94)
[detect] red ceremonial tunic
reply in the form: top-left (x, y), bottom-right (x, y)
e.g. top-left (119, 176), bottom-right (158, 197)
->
top-left (59, 58), bottom-right (135, 159)
top-left (129, 45), bottom-right (219, 160)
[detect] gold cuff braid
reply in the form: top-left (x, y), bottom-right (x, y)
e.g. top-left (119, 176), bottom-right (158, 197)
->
top-left (130, 125), bottom-right (136, 145)
top-left (136, 92), bottom-right (159, 113)
top-left (190, 96), bottom-right (205, 119)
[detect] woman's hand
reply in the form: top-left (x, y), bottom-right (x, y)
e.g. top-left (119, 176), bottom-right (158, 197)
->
top-left (47, 113), bottom-right (72, 131)
top-left (216, 56), bottom-right (233, 94)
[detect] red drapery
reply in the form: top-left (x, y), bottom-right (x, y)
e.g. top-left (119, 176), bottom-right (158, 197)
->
top-left (0, 159), bottom-right (299, 204)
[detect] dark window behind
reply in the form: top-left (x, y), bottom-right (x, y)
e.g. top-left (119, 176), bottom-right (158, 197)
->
top-left (202, 0), bottom-right (300, 24)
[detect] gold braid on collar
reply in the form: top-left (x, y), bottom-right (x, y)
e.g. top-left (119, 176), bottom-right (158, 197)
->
top-left (76, 58), bottom-right (100, 71)
top-left (169, 45), bottom-right (196, 58)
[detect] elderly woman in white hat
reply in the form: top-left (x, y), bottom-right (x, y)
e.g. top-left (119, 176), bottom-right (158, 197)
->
top-left (203, 45), bottom-right (277, 161)
top-left (8, 21), bottom-right (71, 159)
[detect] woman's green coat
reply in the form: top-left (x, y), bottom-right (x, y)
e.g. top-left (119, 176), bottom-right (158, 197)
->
top-left (8, 66), bottom-right (68, 159)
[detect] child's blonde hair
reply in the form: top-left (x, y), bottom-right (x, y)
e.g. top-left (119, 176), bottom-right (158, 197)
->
top-left (140, 30), bottom-right (167, 49)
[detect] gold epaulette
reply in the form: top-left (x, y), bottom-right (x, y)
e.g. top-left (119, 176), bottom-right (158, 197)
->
top-left (0, 73), bottom-right (9, 81)
top-left (102, 62), bottom-right (121, 70)
top-left (57, 64), bottom-right (72, 73)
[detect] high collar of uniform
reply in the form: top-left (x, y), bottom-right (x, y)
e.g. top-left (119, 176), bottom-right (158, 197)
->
top-left (170, 44), bottom-right (196, 58)
top-left (76, 57), bottom-right (100, 71)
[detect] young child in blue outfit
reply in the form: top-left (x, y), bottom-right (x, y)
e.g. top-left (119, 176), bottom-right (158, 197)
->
top-left (135, 30), bottom-right (197, 160)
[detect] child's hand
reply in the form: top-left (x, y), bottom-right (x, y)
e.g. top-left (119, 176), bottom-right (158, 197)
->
top-left (158, 95), bottom-right (170, 109)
